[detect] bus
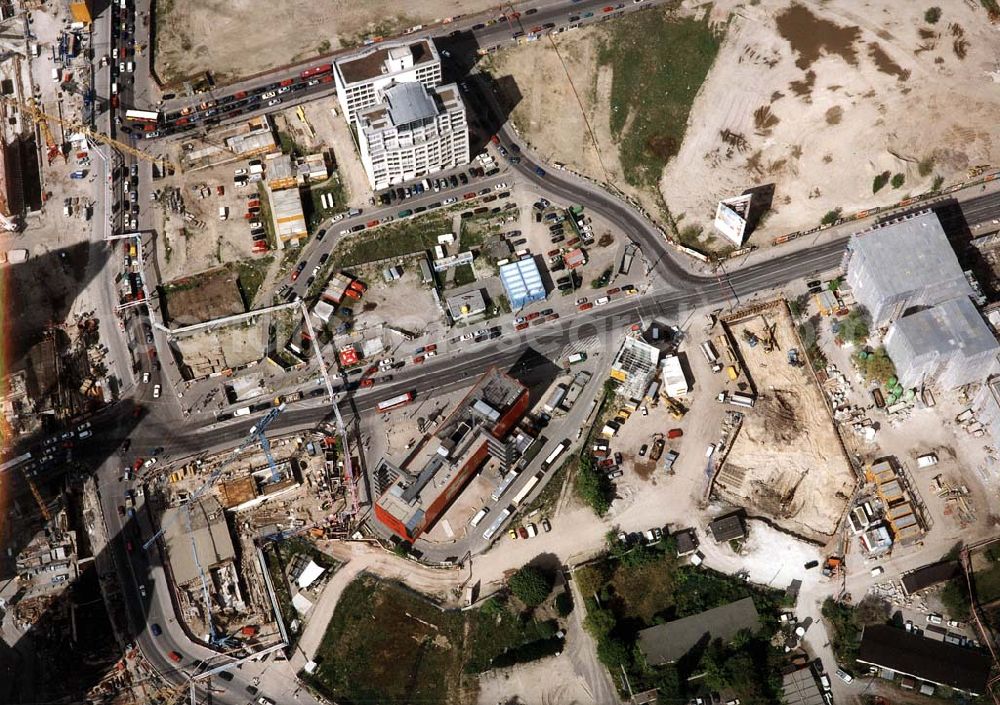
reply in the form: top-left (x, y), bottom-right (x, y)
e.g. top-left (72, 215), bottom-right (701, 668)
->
top-left (469, 507), bottom-right (489, 528)
top-left (376, 391), bottom-right (415, 413)
top-left (124, 109), bottom-right (160, 124)
top-left (490, 471), bottom-right (519, 502)
top-left (512, 473), bottom-right (543, 506)
top-left (482, 506), bottom-right (512, 540)
top-left (300, 63), bottom-right (333, 79)
top-left (540, 440), bottom-right (570, 471)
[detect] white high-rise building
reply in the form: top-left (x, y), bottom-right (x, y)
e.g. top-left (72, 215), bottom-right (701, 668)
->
top-left (356, 82), bottom-right (469, 190)
top-left (333, 39), bottom-right (442, 124)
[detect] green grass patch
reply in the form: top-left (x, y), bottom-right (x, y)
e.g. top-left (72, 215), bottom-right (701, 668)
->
top-left (598, 12), bottom-right (721, 188)
top-left (305, 176), bottom-right (347, 231)
top-left (277, 131), bottom-right (307, 158)
top-left (304, 574), bottom-right (564, 704)
top-left (233, 256), bottom-right (273, 307)
top-left (451, 263), bottom-right (477, 288)
top-left (330, 213), bottom-right (450, 269)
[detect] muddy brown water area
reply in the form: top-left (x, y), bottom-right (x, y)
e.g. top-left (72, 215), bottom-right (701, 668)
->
top-left (867, 42), bottom-right (911, 80)
top-left (776, 3), bottom-right (861, 70)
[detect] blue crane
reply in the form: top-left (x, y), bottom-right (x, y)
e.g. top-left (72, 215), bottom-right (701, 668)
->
top-left (142, 403), bottom-right (286, 550)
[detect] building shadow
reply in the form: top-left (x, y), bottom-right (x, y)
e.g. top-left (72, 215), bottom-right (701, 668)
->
top-left (433, 31), bottom-right (523, 158)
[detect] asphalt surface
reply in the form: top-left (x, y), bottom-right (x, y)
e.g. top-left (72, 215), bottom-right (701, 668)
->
top-left (53, 0), bottom-right (1000, 701)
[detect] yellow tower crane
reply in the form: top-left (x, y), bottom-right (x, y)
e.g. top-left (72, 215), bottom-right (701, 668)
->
top-left (1, 94), bottom-right (178, 169)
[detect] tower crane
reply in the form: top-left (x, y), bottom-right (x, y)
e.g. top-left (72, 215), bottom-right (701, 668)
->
top-left (0, 94), bottom-right (178, 169)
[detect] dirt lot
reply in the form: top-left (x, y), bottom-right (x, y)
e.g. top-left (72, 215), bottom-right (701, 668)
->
top-left (493, 1), bottom-right (1000, 250)
top-left (154, 0), bottom-right (502, 84)
top-left (161, 266), bottom-right (244, 325)
top-left (490, 23), bottom-right (632, 204)
top-left (714, 301), bottom-right (854, 541)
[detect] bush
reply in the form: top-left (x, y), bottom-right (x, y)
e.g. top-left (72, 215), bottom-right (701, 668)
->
top-left (575, 453), bottom-right (613, 516)
top-left (820, 208), bottom-right (842, 226)
top-left (854, 347), bottom-right (896, 383)
top-left (918, 156), bottom-right (935, 177)
top-left (508, 566), bottom-right (553, 608)
top-left (822, 597), bottom-right (861, 665)
top-left (932, 175), bottom-right (945, 191)
top-left (490, 635), bottom-right (564, 669)
top-left (555, 591), bottom-right (574, 617)
top-left (872, 171), bottom-right (890, 193)
top-left (891, 173), bottom-right (905, 189)
top-left (924, 6), bottom-right (942, 23)
top-left (837, 308), bottom-right (870, 345)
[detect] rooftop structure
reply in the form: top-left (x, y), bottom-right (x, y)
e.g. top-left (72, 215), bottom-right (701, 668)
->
top-left (844, 210), bottom-right (973, 328)
top-left (885, 296), bottom-right (999, 390)
top-left (499, 257), bottom-right (546, 310)
top-left (637, 597), bottom-right (760, 665)
top-left (333, 39), bottom-right (441, 123)
top-left (223, 116), bottom-right (278, 157)
top-left (297, 153), bottom-right (329, 185)
top-left (782, 666), bottom-right (826, 705)
top-left (162, 496), bottom-right (236, 587)
top-left (357, 82), bottom-right (469, 191)
top-left (857, 624), bottom-right (992, 696)
top-left (610, 336), bottom-right (661, 400)
top-left (446, 288), bottom-right (487, 320)
top-left (265, 153), bottom-right (296, 190)
top-left (268, 186), bottom-right (307, 243)
top-left (374, 368), bottom-right (530, 541)
top-left (900, 560), bottom-right (961, 596)
top-left (708, 512), bottom-right (747, 542)
top-left (660, 354), bottom-right (689, 398)
top-left (674, 528), bottom-right (698, 556)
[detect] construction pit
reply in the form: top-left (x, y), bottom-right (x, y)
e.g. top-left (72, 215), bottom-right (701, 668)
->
top-left (157, 429), bottom-right (350, 643)
top-left (711, 300), bottom-right (855, 542)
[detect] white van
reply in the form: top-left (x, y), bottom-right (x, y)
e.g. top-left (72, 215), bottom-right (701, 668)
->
top-left (51, 67), bottom-right (59, 83)
top-left (469, 508), bottom-right (489, 527)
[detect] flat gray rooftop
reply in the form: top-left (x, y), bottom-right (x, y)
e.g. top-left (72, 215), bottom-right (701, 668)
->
top-left (849, 211), bottom-right (966, 298)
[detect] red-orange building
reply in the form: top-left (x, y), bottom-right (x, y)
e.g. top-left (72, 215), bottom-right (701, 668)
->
top-left (374, 368), bottom-right (529, 541)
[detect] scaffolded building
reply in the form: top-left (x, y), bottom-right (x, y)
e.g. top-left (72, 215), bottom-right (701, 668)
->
top-left (844, 210), bottom-right (973, 328)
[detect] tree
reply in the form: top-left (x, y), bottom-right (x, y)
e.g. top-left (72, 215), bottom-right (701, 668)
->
top-left (940, 578), bottom-right (971, 621)
top-left (872, 171), bottom-right (890, 193)
top-left (555, 591), bottom-right (574, 617)
top-left (891, 173), bottom-right (905, 189)
top-left (837, 308), bottom-right (870, 345)
top-left (508, 566), bottom-right (553, 608)
top-left (924, 6), bottom-right (942, 23)
top-left (820, 208), bottom-right (842, 226)
top-left (575, 453), bottom-right (613, 516)
top-left (855, 595), bottom-right (891, 625)
top-left (854, 347), bottom-right (896, 383)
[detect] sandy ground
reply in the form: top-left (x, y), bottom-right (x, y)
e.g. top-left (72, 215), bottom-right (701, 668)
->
top-left (155, 0), bottom-right (502, 84)
top-left (490, 25), bottom-right (645, 210)
top-left (716, 302), bottom-right (854, 541)
top-left (663, 0), bottom-right (1000, 247)
top-left (493, 1), bottom-right (1000, 250)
